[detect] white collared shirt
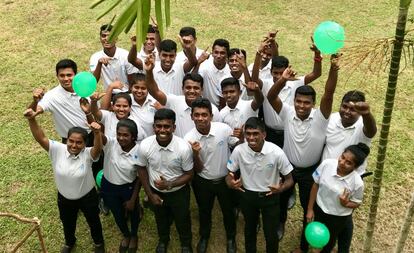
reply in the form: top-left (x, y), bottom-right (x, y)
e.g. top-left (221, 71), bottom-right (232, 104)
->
top-left (175, 48), bottom-right (203, 70)
top-left (48, 140), bottom-right (96, 200)
top-left (129, 94), bottom-right (157, 138)
top-left (322, 112), bottom-right (372, 174)
top-left (184, 122), bottom-right (239, 179)
top-left (228, 141), bottom-right (293, 192)
top-left (198, 58), bottom-right (231, 107)
top-left (137, 135), bottom-right (193, 192)
top-left (100, 110), bottom-right (146, 142)
top-left (280, 106), bottom-right (329, 167)
top-left (261, 77), bottom-right (305, 130)
top-left (248, 61), bottom-right (273, 82)
top-left (89, 47), bottom-right (137, 93)
top-left (38, 85), bottom-right (89, 138)
top-left (313, 159), bottom-right (364, 216)
top-left (153, 61), bottom-right (185, 96)
top-left (103, 137), bottom-right (140, 185)
top-left (219, 99), bottom-right (258, 129)
top-left (165, 95), bottom-right (222, 138)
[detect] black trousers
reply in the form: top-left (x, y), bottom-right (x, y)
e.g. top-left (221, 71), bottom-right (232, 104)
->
top-left (192, 175), bottom-right (236, 240)
top-left (337, 213), bottom-right (353, 253)
top-left (314, 204), bottom-right (351, 253)
top-left (151, 184), bottom-right (192, 248)
top-left (240, 190), bottom-right (280, 253)
top-left (57, 188), bottom-right (104, 247)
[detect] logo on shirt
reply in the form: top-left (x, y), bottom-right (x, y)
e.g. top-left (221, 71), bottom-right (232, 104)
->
top-left (218, 140), bottom-right (224, 146)
top-left (227, 159), bottom-right (233, 165)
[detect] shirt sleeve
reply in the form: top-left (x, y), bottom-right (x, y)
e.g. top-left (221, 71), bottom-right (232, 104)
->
top-left (278, 103), bottom-right (292, 121)
top-left (100, 110), bottom-right (111, 124)
top-left (48, 139), bottom-right (59, 160)
top-left (181, 142), bottom-right (194, 172)
top-left (227, 147), bottom-right (240, 172)
top-left (350, 178), bottom-right (364, 203)
top-left (89, 54), bottom-right (98, 72)
top-left (278, 152), bottom-right (293, 176)
top-left (312, 161), bottom-right (326, 183)
top-left (85, 147), bottom-right (99, 162)
top-left (136, 144), bottom-right (148, 167)
top-left (212, 106), bottom-right (223, 122)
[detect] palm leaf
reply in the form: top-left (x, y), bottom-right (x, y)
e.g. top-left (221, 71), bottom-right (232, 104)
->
top-left (96, 0), bottom-right (123, 21)
top-left (140, 0), bottom-right (151, 44)
top-left (108, 0), bottom-right (138, 42)
top-left (154, 0), bottom-right (164, 38)
top-left (165, 0), bottom-right (171, 27)
top-left (90, 0), bottom-right (107, 9)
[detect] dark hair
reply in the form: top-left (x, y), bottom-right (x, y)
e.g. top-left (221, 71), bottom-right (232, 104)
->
top-left (160, 39), bottom-right (177, 53)
top-left (179, 26), bottom-right (196, 38)
top-left (341, 90), bottom-right (366, 104)
top-left (271, 56), bottom-right (289, 69)
top-left (228, 48), bottom-right (246, 59)
top-left (244, 117), bottom-right (266, 132)
top-left (154, 108), bottom-right (176, 123)
top-left (147, 25), bottom-right (156, 33)
top-left (55, 59), bottom-right (77, 75)
top-left (344, 143), bottom-right (370, 167)
top-left (191, 97), bottom-right (212, 115)
top-left (295, 85), bottom-right (316, 103)
top-left (130, 73), bottom-right (146, 85)
top-left (182, 73), bottom-right (204, 88)
top-left (100, 24), bottom-right (113, 34)
top-left (67, 127), bottom-right (88, 142)
top-left (112, 92), bottom-right (132, 106)
top-left (117, 119), bottom-right (138, 141)
top-left (220, 77), bottom-right (240, 90)
top-left (212, 39), bottom-right (230, 55)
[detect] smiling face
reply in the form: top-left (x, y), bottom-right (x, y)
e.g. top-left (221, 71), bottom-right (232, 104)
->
top-left (131, 81), bottom-right (148, 103)
top-left (153, 119), bottom-right (175, 146)
top-left (245, 127), bottom-right (266, 152)
top-left (339, 101), bottom-right (360, 127)
top-left (222, 85), bottom-right (240, 108)
top-left (112, 97), bottom-right (131, 119)
top-left (159, 50), bottom-right (176, 72)
top-left (337, 150), bottom-right (357, 176)
top-left (100, 30), bottom-right (116, 50)
top-left (57, 67), bottom-right (75, 92)
top-left (228, 54), bottom-right (241, 73)
top-left (183, 80), bottom-right (202, 104)
top-left (212, 45), bottom-right (227, 67)
top-left (271, 67), bottom-right (286, 82)
top-left (66, 133), bottom-right (86, 155)
top-left (294, 94), bottom-right (314, 120)
top-left (116, 126), bottom-right (135, 149)
top-left (191, 107), bottom-right (212, 134)
top-left (143, 32), bottom-right (156, 52)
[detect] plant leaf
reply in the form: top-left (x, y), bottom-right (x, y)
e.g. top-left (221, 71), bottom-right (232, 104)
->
top-left (124, 12), bottom-right (137, 34)
top-left (165, 0), bottom-right (171, 27)
top-left (90, 0), bottom-right (107, 9)
top-left (108, 0), bottom-right (138, 42)
top-left (136, 0), bottom-right (143, 46)
top-left (154, 0), bottom-right (164, 38)
top-left (141, 0), bottom-right (151, 44)
top-left (97, 0), bottom-right (123, 21)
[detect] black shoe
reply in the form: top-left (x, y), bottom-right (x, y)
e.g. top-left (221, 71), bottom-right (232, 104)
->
top-left (94, 243), bottom-right (105, 253)
top-left (226, 239), bottom-right (236, 253)
top-left (277, 222), bottom-right (285, 240)
top-left (156, 242), bottom-right (168, 253)
top-left (287, 190), bottom-right (296, 210)
top-left (197, 237), bottom-right (208, 253)
top-left (181, 246), bottom-right (193, 253)
top-left (60, 244), bottom-right (74, 253)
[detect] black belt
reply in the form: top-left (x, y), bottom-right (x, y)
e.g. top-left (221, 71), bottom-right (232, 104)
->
top-left (245, 189), bottom-right (271, 198)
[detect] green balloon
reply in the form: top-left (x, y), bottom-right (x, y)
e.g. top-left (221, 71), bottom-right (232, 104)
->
top-left (96, 169), bottom-right (104, 188)
top-left (313, 21), bottom-right (345, 54)
top-left (72, 72), bottom-right (97, 97)
top-left (305, 221), bottom-right (330, 249)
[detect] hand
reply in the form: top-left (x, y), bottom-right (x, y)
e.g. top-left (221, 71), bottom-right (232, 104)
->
top-left (89, 122), bottom-right (101, 133)
top-left (98, 57), bottom-right (111, 66)
top-left (310, 36), bottom-right (321, 55)
top-left (130, 35), bottom-right (137, 46)
top-left (149, 193), bottom-right (163, 206)
top-left (23, 108), bottom-right (38, 119)
top-left (236, 50), bottom-right (247, 70)
top-left (197, 45), bottom-right (210, 64)
top-left (352, 101), bottom-right (371, 115)
top-left (232, 128), bottom-right (244, 140)
top-left (267, 183), bottom-right (283, 196)
top-left (227, 172), bottom-right (245, 192)
top-left (242, 81), bottom-right (260, 93)
top-left (188, 141), bottom-right (201, 156)
top-left (32, 88), bottom-right (45, 102)
top-left (150, 16), bottom-right (159, 32)
top-left (178, 35), bottom-right (194, 50)
top-left (339, 188), bottom-right (350, 207)
top-left (330, 53), bottom-right (342, 71)
top-left (143, 53), bottom-right (155, 72)
top-left (79, 98), bottom-right (91, 114)
top-left (154, 176), bottom-right (171, 190)
top-left (123, 198), bottom-right (136, 216)
top-left (110, 80), bottom-right (124, 90)
top-left (306, 209), bottom-right (315, 223)
top-left (151, 101), bottom-right (164, 110)
top-left (281, 65), bottom-right (297, 81)
top-left (90, 92), bottom-right (106, 102)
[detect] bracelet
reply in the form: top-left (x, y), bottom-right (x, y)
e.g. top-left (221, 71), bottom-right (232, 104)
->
top-left (314, 56), bottom-right (323, 62)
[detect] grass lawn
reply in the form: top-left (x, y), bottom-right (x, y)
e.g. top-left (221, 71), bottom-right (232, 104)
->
top-left (0, 0), bottom-right (413, 252)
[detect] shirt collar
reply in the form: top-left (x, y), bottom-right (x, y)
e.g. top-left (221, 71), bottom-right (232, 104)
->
top-left (157, 136), bottom-right (175, 152)
top-left (293, 108), bottom-right (315, 121)
top-left (65, 149), bottom-right (84, 159)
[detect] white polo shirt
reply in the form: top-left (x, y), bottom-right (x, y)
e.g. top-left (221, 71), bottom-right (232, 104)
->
top-left (313, 159), bottom-right (364, 216)
top-left (89, 47), bottom-right (137, 93)
top-left (262, 77), bottom-right (305, 130)
top-left (219, 99), bottom-right (258, 129)
top-left (137, 135), bottom-right (193, 193)
top-left (129, 94), bottom-right (157, 138)
top-left (137, 47), bottom-right (160, 65)
top-left (100, 110), bottom-right (146, 142)
top-left (184, 122), bottom-right (238, 180)
top-left (322, 112), bottom-right (372, 174)
top-left (38, 85), bottom-right (89, 138)
top-left (103, 137), bottom-right (139, 185)
top-left (248, 61), bottom-right (272, 82)
top-left (227, 141), bottom-right (293, 192)
top-left (175, 48), bottom-right (203, 68)
top-left (48, 140), bottom-right (96, 200)
top-left (153, 61), bottom-right (185, 96)
top-left (165, 95), bottom-right (222, 138)
top-left (198, 58), bottom-right (231, 107)
top-left (280, 106), bottom-right (329, 167)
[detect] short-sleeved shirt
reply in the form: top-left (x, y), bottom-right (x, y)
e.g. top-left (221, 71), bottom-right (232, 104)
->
top-left (103, 137), bottom-right (140, 185)
top-left (219, 99), bottom-right (258, 129)
top-left (129, 94), bottom-right (157, 138)
top-left (184, 122), bottom-right (239, 180)
top-left (38, 85), bottom-right (89, 138)
top-left (165, 95), bottom-right (222, 138)
top-left (280, 106), bottom-right (329, 167)
top-left (137, 135), bottom-right (193, 192)
top-left (89, 47), bottom-right (137, 93)
top-left (313, 159), bottom-right (364, 216)
top-left (175, 48), bottom-right (203, 69)
top-left (48, 140), bottom-right (96, 200)
top-left (153, 61), bottom-right (185, 96)
top-left (261, 77), bottom-right (305, 130)
top-left (322, 112), bottom-right (372, 174)
top-left (100, 110), bottom-right (146, 142)
top-left (227, 141), bottom-right (293, 192)
top-left (198, 58), bottom-right (231, 107)
top-left (248, 61), bottom-right (273, 82)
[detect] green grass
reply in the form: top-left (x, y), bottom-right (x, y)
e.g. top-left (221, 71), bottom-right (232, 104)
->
top-left (1, 0), bottom-right (413, 252)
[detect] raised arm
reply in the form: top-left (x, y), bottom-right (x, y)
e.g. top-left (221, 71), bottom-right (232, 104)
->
top-left (90, 122), bottom-right (103, 160)
top-left (304, 38), bottom-right (322, 85)
top-left (144, 54), bottom-right (167, 105)
top-left (191, 46), bottom-right (210, 74)
top-left (267, 67), bottom-right (296, 114)
top-left (180, 36), bottom-right (198, 73)
top-left (24, 108), bottom-right (49, 151)
top-left (79, 98), bottom-right (96, 125)
top-left (87, 93), bottom-right (103, 122)
top-left (100, 81), bottom-right (124, 110)
top-left (28, 88), bottom-right (45, 117)
top-left (92, 57), bottom-right (111, 82)
top-left (320, 55), bottom-right (340, 119)
top-left (243, 81), bottom-right (264, 111)
top-left (128, 36), bottom-right (144, 70)
top-left (353, 102), bottom-right (377, 138)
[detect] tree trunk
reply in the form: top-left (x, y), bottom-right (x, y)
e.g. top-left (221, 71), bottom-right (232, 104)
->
top-left (363, 0), bottom-right (412, 252)
top-left (394, 193), bottom-right (414, 253)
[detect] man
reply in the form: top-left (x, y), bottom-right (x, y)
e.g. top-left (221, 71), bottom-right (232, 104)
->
top-left (137, 108), bottom-right (194, 253)
top-left (175, 27), bottom-right (203, 67)
top-left (184, 97), bottom-right (239, 253)
top-left (128, 24), bottom-right (160, 72)
top-left (89, 24), bottom-right (137, 94)
top-left (144, 54), bottom-right (221, 138)
top-left (226, 117), bottom-right (294, 253)
top-left (196, 39), bottom-right (231, 108)
top-left (267, 55), bottom-right (339, 253)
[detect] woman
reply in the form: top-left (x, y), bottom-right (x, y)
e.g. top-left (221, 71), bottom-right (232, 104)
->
top-left (24, 107), bottom-right (105, 253)
top-left (101, 119), bottom-right (141, 253)
top-left (306, 143), bottom-right (370, 253)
